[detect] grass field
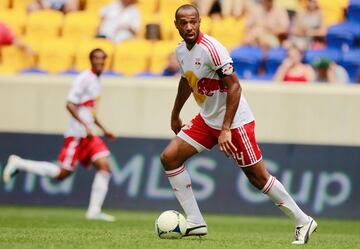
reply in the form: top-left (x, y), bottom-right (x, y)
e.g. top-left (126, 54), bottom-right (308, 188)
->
top-left (0, 206), bottom-right (359, 249)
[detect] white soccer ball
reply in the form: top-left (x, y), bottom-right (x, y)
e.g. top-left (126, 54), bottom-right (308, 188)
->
top-left (155, 210), bottom-right (187, 239)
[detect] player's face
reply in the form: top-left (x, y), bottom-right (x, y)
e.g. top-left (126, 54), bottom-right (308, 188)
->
top-left (175, 9), bottom-right (200, 46)
top-left (91, 51), bottom-right (106, 75)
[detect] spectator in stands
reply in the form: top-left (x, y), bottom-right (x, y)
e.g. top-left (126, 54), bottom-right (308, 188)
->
top-left (290, 0), bottom-right (326, 49)
top-left (97, 0), bottom-right (141, 44)
top-left (243, 0), bottom-right (290, 50)
top-left (194, 0), bottom-right (254, 18)
top-left (274, 0), bottom-right (301, 20)
top-left (312, 58), bottom-right (349, 83)
top-left (0, 22), bottom-right (35, 63)
top-left (162, 52), bottom-right (180, 77)
top-left (274, 45), bottom-right (315, 83)
top-left (28, 0), bottom-right (80, 13)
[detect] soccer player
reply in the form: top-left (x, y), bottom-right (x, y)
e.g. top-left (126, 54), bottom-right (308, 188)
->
top-left (160, 4), bottom-right (317, 244)
top-left (3, 48), bottom-right (116, 222)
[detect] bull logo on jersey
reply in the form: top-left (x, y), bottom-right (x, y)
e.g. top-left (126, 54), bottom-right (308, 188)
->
top-left (222, 63), bottom-right (234, 76)
top-left (194, 58), bottom-right (201, 69)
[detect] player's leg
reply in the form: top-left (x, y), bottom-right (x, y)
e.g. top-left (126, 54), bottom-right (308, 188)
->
top-left (3, 154), bottom-right (61, 183)
top-left (231, 122), bottom-right (317, 244)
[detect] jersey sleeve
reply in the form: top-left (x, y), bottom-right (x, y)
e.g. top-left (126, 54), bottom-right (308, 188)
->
top-left (175, 46), bottom-right (185, 76)
top-left (67, 75), bottom-right (86, 104)
top-left (203, 38), bottom-right (233, 71)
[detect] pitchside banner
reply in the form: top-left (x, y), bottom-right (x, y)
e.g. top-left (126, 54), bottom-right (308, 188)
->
top-left (0, 132), bottom-right (359, 219)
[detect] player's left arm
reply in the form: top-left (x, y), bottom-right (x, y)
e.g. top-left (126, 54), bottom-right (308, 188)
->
top-left (218, 69), bottom-right (241, 158)
top-left (94, 116), bottom-right (116, 141)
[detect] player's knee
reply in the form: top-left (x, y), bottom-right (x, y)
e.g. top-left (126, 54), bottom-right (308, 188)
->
top-left (160, 150), bottom-right (177, 169)
top-left (55, 169), bottom-right (72, 180)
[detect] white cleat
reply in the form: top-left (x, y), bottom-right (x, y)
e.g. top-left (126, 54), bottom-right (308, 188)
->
top-left (292, 217), bottom-right (318, 244)
top-left (3, 155), bottom-right (21, 183)
top-left (86, 212), bottom-right (115, 222)
top-left (184, 221), bottom-right (208, 237)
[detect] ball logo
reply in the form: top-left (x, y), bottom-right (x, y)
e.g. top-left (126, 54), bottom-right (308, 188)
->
top-left (194, 58), bottom-right (201, 69)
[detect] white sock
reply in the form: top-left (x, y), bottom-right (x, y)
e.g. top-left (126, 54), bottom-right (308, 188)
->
top-left (166, 165), bottom-right (206, 225)
top-left (263, 175), bottom-right (309, 226)
top-left (15, 157), bottom-right (60, 178)
top-left (87, 170), bottom-right (111, 215)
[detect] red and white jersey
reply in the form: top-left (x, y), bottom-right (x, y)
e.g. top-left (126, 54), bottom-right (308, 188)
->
top-left (64, 70), bottom-right (101, 138)
top-left (175, 33), bottom-right (254, 129)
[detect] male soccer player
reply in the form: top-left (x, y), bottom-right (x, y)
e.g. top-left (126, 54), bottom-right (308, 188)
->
top-left (160, 4), bottom-right (317, 244)
top-left (3, 48), bottom-right (116, 222)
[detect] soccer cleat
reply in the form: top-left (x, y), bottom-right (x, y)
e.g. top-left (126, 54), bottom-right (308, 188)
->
top-left (86, 212), bottom-right (115, 222)
top-left (184, 222), bottom-right (208, 237)
top-left (3, 155), bottom-right (21, 183)
top-left (292, 217), bottom-right (318, 244)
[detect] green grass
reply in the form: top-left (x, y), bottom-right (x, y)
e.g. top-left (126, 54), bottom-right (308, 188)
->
top-left (0, 206), bottom-right (359, 249)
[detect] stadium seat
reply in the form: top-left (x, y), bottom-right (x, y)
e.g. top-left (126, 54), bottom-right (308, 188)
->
top-left (159, 0), bottom-right (191, 17)
top-left (62, 11), bottom-right (100, 41)
top-left (348, 3), bottom-right (360, 23)
top-left (264, 48), bottom-right (287, 78)
top-left (12, 0), bottom-right (32, 11)
top-left (341, 50), bottom-right (360, 82)
top-left (85, 0), bottom-right (112, 13)
top-left (0, 0), bottom-right (10, 9)
top-left (0, 9), bottom-right (26, 36)
top-left (317, 0), bottom-right (347, 25)
top-left (74, 38), bottom-right (114, 72)
top-left (37, 38), bottom-right (77, 73)
top-left (231, 46), bottom-right (262, 79)
top-left (25, 10), bottom-right (63, 39)
top-left (113, 39), bottom-right (152, 76)
top-left (326, 22), bottom-right (360, 51)
top-left (0, 45), bottom-right (35, 73)
top-left (303, 49), bottom-right (342, 64)
top-left (149, 40), bottom-right (177, 74)
top-left (137, 0), bottom-right (158, 16)
top-left (210, 17), bottom-right (245, 50)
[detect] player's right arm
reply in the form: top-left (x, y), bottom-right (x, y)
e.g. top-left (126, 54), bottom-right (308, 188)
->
top-left (171, 77), bottom-right (192, 134)
top-left (66, 101), bottom-right (94, 138)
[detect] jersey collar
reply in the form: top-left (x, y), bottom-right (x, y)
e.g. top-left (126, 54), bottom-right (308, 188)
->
top-left (196, 33), bottom-right (204, 44)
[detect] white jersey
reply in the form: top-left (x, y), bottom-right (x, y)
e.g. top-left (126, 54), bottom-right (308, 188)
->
top-left (64, 70), bottom-right (102, 138)
top-left (176, 33), bottom-right (254, 129)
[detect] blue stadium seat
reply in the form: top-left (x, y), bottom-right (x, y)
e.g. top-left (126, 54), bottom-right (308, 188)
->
top-left (304, 49), bottom-right (342, 64)
top-left (341, 50), bottom-right (360, 82)
top-left (326, 22), bottom-right (360, 50)
top-left (231, 46), bottom-right (262, 79)
top-left (348, 4), bottom-right (360, 23)
top-left (264, 48), bottom-right (286, 78)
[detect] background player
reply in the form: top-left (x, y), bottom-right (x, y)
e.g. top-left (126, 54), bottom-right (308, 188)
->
top-left (3, 48), bottom-right (116, 222)
top-left (160, 4), bottom-right (317, 244)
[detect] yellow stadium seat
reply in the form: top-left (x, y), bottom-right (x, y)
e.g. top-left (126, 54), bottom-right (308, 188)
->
top-left (199, 16), bottom-right (212, 35)
top-left (0, 0), bottom-right (10, 9)
top-left (37, 38), bottom-right (77, 73)
top-left (210, 17), bottom-right (245, 50)
top-left (0, 9), bottom-right (26, 36)
top-left (62, 11), bottom-right (100, 40)
top-left (317, 0), bottom-right (348, 25)
top-left (85, 0), bottom-right (112, 13)
top-left (149, 40), bottom-right (178, 74)
top-left (137, 0), bottom-right (159, 16)
top-left (74, 38), bottom-right (114, 71)
top-left (137, 14), bottom-right (161, 39)
top-left (160, 13), bottom-right (178, 40)
top-left (0, 45), bottom-right (35, 73)
top-left (12, 0), bottom-right (32, 11)
top-left (113, 39), bottom-right (152, 76)
top-left (25, 10), bottom-right (63, 39)
top-left (159, 0), bottom-right (191, 17)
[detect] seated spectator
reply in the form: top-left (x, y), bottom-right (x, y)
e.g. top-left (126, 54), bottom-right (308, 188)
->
top-left (243, 0), bottom-right (290, 50)
top-left (0, 22), bottom-right (35, 63)
top-left (290, 0), bottom-right (326, 49)
top-left (97, 0), bottom-right (141, 44)
top-left (28, 0), bottom-right (80, 13)
top-left (312, 58), bottom-right (349, 83)
top-left (274, 0), bottom-right (301, 20)
top-left (274, 45), bottom-right (315, 83)
top-left (162, 52), bottom-right (180, 77)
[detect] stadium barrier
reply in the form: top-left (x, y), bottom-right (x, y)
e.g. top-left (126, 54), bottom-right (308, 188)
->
top-left (0, 75), bottom-right (360, 219)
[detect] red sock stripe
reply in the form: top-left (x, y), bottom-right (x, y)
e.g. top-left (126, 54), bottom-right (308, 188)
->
top-left (166, 166), bottom-right (185, 177)
top-left (263, 176), bottom-right (276, 194)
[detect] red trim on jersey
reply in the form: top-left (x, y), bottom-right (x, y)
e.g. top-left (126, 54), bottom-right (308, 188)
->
top-left (196, 33), bottom-right (204, 44)
top-left (203, 36), bottom-right (221, 66)
top-left (79, 99), bottom-right (96, 107)
top-left (200, 37), bottom-right (221, 66)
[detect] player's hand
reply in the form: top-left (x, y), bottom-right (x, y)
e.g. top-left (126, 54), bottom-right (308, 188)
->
top-left (104, 131), bottom-right (116, 141)
top-left (218, 128), bottom-right (237, 158)
top-left (171, 115), bottom-right (183, 134)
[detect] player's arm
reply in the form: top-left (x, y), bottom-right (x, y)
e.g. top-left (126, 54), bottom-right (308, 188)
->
top-left (217, 65), bottom-right (241, 157)
top-left (94, 116), bottom-right (116, 141)
top-left (66, 101), bottom-right (94, 138)
top-left (171, 76), bottom-right (192, 134)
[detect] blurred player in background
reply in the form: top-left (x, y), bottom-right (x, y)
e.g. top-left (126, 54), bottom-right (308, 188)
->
top-left (160, 4), bottom-right (317, 244)
top-left (3, 48), bottom-right (116, 222)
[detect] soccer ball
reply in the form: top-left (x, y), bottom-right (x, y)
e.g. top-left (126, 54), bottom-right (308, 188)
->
top-left (155, 210), bottom-right (187, 239)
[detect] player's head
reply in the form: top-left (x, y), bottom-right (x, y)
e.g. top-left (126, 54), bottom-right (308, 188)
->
top-left (174, 4), bottom-right (201, 47)
top-left (89, 48), bottom-right (107, 76)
